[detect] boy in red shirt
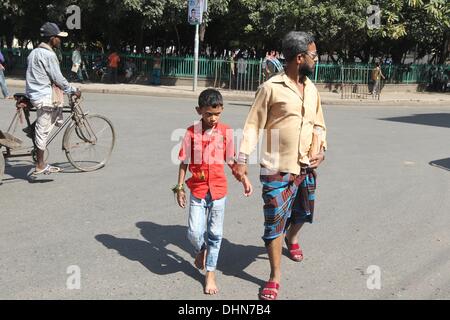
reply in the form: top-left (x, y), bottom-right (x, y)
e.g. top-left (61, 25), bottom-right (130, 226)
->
top-left (174, 89), bottom-right (252, 295)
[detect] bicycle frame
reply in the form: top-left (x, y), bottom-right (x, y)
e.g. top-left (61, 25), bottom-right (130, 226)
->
top-left (1, 95), bottom-right (91, 159)
top-left (44, 107), bottom-right (76, 149)
top-left (2, 94), bottom-right (115, 175)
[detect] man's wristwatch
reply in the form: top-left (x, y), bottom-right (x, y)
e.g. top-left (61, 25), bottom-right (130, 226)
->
top-left (236, 152), bottom-right (249, 165)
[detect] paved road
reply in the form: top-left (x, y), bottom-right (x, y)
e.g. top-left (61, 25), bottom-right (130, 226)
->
top-left (1, 88), bottom-right (449, 299)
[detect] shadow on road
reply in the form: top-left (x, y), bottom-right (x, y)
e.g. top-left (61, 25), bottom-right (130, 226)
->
top-left (380, 113), bottom-right (450, 128)
top-left (3, 160), bottom-right (53, 184)
top-left (95, 221), bottom-right (267, 289)
top-left (430, 158), bottom-right (450, 171)
top-left (52, 162), bottom-right (81, 174)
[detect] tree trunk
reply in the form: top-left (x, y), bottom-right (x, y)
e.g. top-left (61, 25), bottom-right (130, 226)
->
top-left (174, 23), bottom-right (181, 54)
top-left (136, 19), bottom-right (144, 53)
top-left (438, 32), bottom-right (449, 65)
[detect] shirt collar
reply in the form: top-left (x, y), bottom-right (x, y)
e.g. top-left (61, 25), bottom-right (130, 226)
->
top-left (272, 71), bottom-right (312, 100)
top-left (194, 120), bottom-right (221, 134)
top-left (38, 42), bottom-right (54, 53)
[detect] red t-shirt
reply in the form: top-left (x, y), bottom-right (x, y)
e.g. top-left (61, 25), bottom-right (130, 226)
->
top-left (178, 121), bottom-right (235, 200)
top-left (108, 53), bottom-right (120, 68)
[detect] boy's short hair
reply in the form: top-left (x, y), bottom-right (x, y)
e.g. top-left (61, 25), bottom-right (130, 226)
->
top-left (198, 89), bottom-right (223, 108)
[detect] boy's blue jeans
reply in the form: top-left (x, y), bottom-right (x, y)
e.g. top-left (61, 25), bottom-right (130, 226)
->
top-left (187, 192), bottom-right (226, 272)
top-left (0, 70), bottom-right (10, 98)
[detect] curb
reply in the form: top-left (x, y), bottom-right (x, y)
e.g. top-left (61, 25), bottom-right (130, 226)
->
top-left (6, 79), bottom-right (450, 106)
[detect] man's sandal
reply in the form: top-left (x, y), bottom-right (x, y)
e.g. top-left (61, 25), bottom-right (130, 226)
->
top-left (31, 164), bottom-right (63, 176)
top-left (285, 237), bottom-right (304, 262)
top-left (259, 281), bottom-right (280, 300)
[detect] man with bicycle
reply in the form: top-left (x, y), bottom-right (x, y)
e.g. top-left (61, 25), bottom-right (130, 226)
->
top-left (25, 22), bottom-right (81, 176)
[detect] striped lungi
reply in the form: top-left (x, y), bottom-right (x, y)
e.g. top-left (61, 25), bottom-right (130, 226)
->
top-left (259, 167), bottom-right (316, 243)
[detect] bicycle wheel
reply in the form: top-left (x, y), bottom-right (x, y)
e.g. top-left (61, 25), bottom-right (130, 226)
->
top-left (64, 114), bottom-right (115, 172)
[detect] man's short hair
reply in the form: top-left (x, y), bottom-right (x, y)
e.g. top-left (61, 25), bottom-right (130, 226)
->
top-left (282, 31), bottom-right (315, 62)
top-left (198, 89), bottom-right (223, 108)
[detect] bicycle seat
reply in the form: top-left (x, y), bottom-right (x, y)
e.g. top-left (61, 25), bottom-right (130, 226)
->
top-left (13, 93), bottom-right (30, 102)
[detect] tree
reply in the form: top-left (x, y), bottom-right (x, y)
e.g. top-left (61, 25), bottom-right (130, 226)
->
top-left (1, 0), bottom-right (448, 63)
top-left (369, 0), bottom-right (450, 63)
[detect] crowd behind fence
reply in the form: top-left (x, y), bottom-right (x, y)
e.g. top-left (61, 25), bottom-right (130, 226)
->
top-left (1, 48), bottom-right (449, 92)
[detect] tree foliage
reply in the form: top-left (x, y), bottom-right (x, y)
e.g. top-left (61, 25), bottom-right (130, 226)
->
top-left (0, 0), bottom-right (448, 63)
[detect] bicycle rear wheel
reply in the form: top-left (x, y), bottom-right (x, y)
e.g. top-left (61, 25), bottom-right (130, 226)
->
top-left (64, 114), bottom-right (115, 172)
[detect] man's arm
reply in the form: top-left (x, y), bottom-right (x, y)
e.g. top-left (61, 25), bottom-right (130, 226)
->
top-left (233, 84), bottom-right (270, 181)
top-left (46, 54), bottom-right (77, 94)
top-left (309, 93), bottom-right (327, 169)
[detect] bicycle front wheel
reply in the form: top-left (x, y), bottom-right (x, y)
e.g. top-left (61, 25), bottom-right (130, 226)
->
top-left (64, 114), bottom-right (115, 172)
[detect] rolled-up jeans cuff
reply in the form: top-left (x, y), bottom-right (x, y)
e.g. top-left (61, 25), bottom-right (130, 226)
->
top-left (206, 265), bottom-right (216, 272)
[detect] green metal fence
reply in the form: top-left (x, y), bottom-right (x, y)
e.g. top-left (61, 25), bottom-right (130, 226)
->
top-left (311, 63), bottom-right (447, 84)
top-left (1, 48), bottom-right (448, 87)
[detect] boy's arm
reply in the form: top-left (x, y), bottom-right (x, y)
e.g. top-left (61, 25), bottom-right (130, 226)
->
top-left (174, 162), bottom-right (188, 208)
top-left (178, 162), bottom-right (188, 186)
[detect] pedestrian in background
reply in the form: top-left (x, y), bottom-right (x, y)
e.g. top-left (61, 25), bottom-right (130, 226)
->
top-left (0, 50), bottom-right (13, 99)
top-left (151, 51), bottom-right (162, 85)
top-left (108, 50), bottom-right (120, 84)
top-left (71, 45), bottom-right (84, 83)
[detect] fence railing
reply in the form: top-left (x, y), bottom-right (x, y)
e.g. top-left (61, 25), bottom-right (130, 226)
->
top-left (1, 48), bottom-right (448, 89)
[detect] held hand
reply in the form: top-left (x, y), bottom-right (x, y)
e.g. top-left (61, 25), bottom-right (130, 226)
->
top-left (176, 190), bottom-right (187, 208)
top-left (309, 152), bottom-right (325, 169)
top-left (242, 176), bottom-right (253, 197)
top-left (232, 164), bottom-right (248, 182)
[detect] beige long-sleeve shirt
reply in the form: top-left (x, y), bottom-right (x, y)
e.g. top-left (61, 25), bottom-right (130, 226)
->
top-left (239, 72), bottom-right (327, 175)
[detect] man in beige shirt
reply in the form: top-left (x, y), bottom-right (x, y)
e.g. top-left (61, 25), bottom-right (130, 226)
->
top-left (233, 31), bottom-right (327, 300)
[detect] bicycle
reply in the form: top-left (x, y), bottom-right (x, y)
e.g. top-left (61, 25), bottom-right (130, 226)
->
top-left (0, 92), bottom-right (115, 182)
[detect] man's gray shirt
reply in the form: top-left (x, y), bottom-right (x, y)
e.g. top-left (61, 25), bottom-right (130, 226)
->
top-left (26, 44), bottom-right (76, 106)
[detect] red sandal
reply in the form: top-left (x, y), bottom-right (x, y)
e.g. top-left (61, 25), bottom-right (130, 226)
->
top-left (259, 281), bottom-right (280, 300)
top-left (285, 237), bottom-right (304, 262)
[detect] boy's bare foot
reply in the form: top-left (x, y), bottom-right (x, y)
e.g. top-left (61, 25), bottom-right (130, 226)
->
top-left (194, 248), bottom-right (206, 270)
top-left (204, 271), bottom-right (219, 295)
